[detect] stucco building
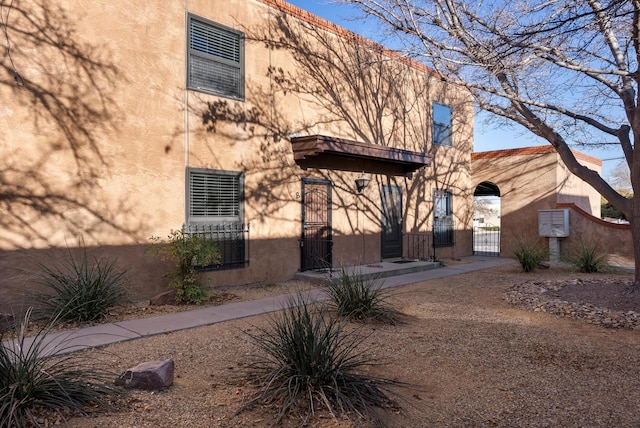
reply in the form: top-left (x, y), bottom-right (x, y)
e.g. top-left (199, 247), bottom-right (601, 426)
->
top-left (471, 146), bottom-right (604, 257)
top-left (1, 0), bottom-right (474, 305)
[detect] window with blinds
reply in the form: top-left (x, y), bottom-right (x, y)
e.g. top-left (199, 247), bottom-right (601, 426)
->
top-left (188, 169), bottom-right (243, 223)
top-left (433, 102), bottom-right (452, 147)
top-left (188, 15), bottom-right (244, 99)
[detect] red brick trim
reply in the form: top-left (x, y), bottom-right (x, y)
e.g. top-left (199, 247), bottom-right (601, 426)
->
top-left (472, 145), bottom-right (602, 167)
top-left (471, 146), bottom-right (555, 159)
top-left (255, 0), bottom-right (440, 77)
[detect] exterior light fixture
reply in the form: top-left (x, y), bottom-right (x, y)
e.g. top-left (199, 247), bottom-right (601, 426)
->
top-left (355, 172), bottom-right (371, 193)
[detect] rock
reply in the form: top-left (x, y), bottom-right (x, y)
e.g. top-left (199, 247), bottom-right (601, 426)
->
top-left (115, 359), bottom-right (175, 390)
top-left (537, 261), bottom-right (551, 269)
top-left (150, 289), bottom-right (178, 306)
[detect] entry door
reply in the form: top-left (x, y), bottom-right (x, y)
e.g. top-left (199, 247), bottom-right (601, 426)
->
top-left (301, 180), bottom-right (332, 271)
top-left (381, 184), bottom-right (402, 259)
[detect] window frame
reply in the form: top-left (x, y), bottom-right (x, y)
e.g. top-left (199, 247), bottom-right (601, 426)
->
top-left (432, 102), bottom-right (453, 147)
top-left (186, 167), bottom-right (244, 226)
top-left (187, 14), bottom-right (245, 100)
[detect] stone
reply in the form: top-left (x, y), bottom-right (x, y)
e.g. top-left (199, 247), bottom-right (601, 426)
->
top-left (115, 359), bottom-right (175, 390)
top-left (150, 289), bottom-right (178, 306)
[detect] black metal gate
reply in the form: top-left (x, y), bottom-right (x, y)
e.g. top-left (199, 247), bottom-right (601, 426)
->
top-left (473, 226), bottom-right (500, 256)
top-left (381, 185), bottom-right (402, 259)
top-left (301, 180), bottom-right (332, 271)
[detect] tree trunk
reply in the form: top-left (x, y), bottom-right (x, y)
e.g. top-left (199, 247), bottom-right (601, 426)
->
top-left (632, 213), bottom-right (640, 287)
top-left (632, 155), bottom-right (640, 287)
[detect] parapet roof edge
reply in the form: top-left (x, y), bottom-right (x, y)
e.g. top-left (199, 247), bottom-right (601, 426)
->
top-left (471, 145), bottom-right (602, 166)
top-left (255, 0), bottom-right (441, 78)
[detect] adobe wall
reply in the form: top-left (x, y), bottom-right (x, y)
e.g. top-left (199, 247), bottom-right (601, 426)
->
top-left (556, 203), bottom-right (633, 263)
top-left (0, 0), bottom-right (474, 307)
top-left (556, 152), bottom-right (602, 217)
top-left (472, 149), bottom-right (558, 255)
top-left (471, 146), bottom-right (603, 257)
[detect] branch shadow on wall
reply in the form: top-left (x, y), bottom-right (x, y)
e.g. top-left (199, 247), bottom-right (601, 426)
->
top-left (0, 0), bottom-right (139, 248)
top-left (198, 8), bottom-right (474, 249)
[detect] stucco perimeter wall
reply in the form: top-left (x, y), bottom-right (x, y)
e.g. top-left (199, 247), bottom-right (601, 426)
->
top-left (472, 148), bottom-right (558, 255)
top-left (471, 146), bottom-right (603, 256)
top-left (556, 152), bottom-right (602, 217)
top-left (556, 203), bottom-right (633, 263)
top-left (1, 0), bottom-right (473, 306)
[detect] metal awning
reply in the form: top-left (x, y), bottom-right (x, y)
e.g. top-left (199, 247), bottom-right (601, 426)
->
top-left (290, 135), bottom-right (432, 178)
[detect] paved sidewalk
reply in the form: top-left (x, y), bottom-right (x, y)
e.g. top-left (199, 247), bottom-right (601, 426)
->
top-left (3, 256), bottom-right (515, 356)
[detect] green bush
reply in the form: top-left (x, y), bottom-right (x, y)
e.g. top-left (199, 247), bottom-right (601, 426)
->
top-left (512, 236), bottom-right (547, 272)
top-left (0, 309), bottom-right (117, 427)
top-left (240, 295), bottom-right (403, 426)
top-left (326, 268), bottom-right (401, 324)
top-left (569, 238), bottom-right (609, 273)
top-left (147, 228), bottom-right (220, 304)
top-left (33, 244), bottom-right (129, 322)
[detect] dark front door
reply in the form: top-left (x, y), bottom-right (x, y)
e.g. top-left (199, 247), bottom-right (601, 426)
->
top-left (381, 184), bottom-right (402, 259)
top-left (301, 179), bottom-right (332, 271)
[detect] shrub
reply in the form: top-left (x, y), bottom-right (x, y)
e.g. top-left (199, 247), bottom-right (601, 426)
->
top-left (0, 309), bottom-right (118, 427)
top-left (512, 236), bottom-right (547, 272)
top-left (569, 238), bottom-right (609, 273)
top-left (33, 243), bottom-right (129, 322)
top-left (326, 268), bottom-right (401, 324)
top-left (240, 295), bottom-right (403, 426)
top-left (147, 228), bottom-right (220, 304)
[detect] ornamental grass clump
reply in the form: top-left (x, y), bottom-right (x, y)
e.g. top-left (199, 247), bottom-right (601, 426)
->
top-left (240, 295), bottom-right (403, 426)
top-left (0, 309), bottom-right (118, 427)
top-left (569, 238), bottom-right (609, 273)
top-left (326, 268), bottom-right (401, 324)
top-left (512, 236), bottom-right (548, 272)
top-left (33, 243), bottom-right (129, 323)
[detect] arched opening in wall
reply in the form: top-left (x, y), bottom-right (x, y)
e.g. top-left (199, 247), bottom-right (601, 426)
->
top-left (473, 182), bottom-right (501, 256)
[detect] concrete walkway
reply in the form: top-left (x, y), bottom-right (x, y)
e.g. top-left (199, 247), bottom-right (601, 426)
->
top-left (3, 256), bottom-right (515, 356)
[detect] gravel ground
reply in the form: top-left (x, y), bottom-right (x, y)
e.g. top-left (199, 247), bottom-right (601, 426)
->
top-left (61, 263), bottom-right (640, 427)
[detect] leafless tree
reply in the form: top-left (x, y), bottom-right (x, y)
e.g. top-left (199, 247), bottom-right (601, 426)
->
top-left (608, 160), bottom-right (633, 192)
top-left (339, 0), bottom-right (640, 283)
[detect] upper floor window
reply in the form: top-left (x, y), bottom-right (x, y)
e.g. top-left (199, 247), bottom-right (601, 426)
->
top-left (432, 103), bottom-right (452, 147)
top-left (188, 15), bottom-right (244, 99)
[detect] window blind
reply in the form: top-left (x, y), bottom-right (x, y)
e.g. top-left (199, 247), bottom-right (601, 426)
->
top-left (188, 16), bottom-right (244, 98)
top-left (189, 171), bottom-right (240, 219)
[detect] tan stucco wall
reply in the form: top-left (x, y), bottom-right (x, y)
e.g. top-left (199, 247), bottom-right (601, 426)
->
top-left (557, 203), bottom-right (633, 262)
top-left (1, 0), bottom-right (473, 307)
top-left (471, 146), bottom-right (604, 257)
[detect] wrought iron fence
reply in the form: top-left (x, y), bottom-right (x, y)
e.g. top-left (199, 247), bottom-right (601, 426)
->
top-left (186, 222), bottom-right (250, 270)
top-left (403, 232), bottom-right (434, 261)
top-left (473, 226), bottom-right (500, 256)
top-left (433, 217), bottom-right (455, 248)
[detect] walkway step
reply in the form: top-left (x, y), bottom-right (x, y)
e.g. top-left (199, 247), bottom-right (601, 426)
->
top-left (294, 260), bottom-right (440, 284)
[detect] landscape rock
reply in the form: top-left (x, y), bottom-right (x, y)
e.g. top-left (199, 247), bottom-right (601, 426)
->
top-left (150, 289), bottom-right (178, 306)
top-left (115, 359), bottom-right (175, 390)
top-left (503, 278), bottom-right (640, 330)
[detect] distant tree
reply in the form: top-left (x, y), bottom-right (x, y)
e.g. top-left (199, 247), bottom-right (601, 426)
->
top-left (608, 160), bottom-right (632, 192)
top-left (340, 0), bottom-right (640, 285)
top-left (601, 196), bottom-right (627, 220)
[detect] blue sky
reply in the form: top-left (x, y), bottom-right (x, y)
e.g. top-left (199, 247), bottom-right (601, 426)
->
top-left (286, 0), bottom-right (625, 178)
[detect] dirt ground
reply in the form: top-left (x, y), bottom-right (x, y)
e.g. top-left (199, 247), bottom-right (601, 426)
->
top-left (53, 262), bottom-right (640, 427)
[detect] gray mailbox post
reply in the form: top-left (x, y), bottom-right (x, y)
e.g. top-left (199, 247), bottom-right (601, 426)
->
top-left (538, 209), bottom-right (569, 262)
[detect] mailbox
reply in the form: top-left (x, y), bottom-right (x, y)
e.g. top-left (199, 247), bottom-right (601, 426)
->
top-left (538, 209), bottom-right (569, 238)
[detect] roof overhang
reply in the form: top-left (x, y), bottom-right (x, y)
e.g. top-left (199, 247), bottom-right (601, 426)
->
top-left (291, 135), bottom-right (432, 178)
